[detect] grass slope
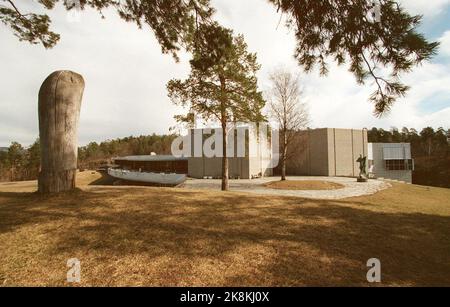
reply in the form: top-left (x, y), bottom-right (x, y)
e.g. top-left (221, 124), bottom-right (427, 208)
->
top-left (0, 172), bottom-right (449, 286)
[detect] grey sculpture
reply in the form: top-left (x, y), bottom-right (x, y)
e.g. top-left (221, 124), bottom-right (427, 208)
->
top-left (356, 154), bottom-right (368, 182)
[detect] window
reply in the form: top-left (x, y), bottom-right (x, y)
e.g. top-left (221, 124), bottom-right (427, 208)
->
top-left (406, 159), bottom-right (414, 171)
top-left (385, 159), bottom-right (413, 171)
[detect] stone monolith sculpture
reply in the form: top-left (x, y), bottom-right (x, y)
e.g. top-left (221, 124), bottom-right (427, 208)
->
top-left (38, 70), bottom-right (84, 193)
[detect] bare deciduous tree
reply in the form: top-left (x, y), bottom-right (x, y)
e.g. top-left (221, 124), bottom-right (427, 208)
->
top-left (267, 68), bottom-right (309, 181)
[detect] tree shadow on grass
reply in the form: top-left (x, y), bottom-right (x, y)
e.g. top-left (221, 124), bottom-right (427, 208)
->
top-left (88, 172), bottom-right (115, 186)
top-left (0, 189), bottom-right (449, 286)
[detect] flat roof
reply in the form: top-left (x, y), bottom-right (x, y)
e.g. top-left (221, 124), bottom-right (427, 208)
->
top-left (368, 142), bottom-right (411, 145)
top-left (114, 155), bottom-right (188, 162)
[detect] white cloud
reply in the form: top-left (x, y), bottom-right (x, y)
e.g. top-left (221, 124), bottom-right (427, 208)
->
top-left (212, 0), bottom-right (450, 131)
top-left (0, 0), bottom-right (449, 147)
top-left (0, 3), bottom-right (191, 146)
top-left (440, 30), bottom-right (450, 56)
top-left (399, 0), bottom-right (450, 16)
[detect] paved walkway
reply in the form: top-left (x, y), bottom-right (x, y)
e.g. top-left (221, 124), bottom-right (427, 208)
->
top-left (182, 176), bottom-right (391, 199)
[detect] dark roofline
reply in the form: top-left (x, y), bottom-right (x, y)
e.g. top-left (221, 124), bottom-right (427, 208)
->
top-left (113, 155), bottom-right (188, 162)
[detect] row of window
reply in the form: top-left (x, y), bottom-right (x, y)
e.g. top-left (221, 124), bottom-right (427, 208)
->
top-left (384, 159), bottom-right (414, 171)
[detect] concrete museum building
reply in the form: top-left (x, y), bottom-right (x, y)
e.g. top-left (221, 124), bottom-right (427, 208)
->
top-left (110, 127), bottom-right (414, 184)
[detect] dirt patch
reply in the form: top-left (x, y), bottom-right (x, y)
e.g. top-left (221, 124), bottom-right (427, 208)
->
top-left (265, 180), bottom-right (345, 191)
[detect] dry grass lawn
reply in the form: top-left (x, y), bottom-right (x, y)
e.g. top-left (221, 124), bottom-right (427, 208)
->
top-left (0, 171), bottom-right (449, 286)
top-left (265, 180), bottom-right (344, 190)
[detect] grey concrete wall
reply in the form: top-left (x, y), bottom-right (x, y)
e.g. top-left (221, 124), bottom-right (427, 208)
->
top-left (203, 157), bottom-right (223, 178)
top-left (308, 129), bottom-right (330, 176)
top-left (240, 158), bottom-right (250, 179)
top-left (282, 129), bottom-right (329, 176)
top-left (285, 128), bottom-right (368, 177)
top-left (187, 127), bottom-right (270, 179)
top-left (327, 128), bottom-right (368, 177)
top-left (188, 127), bottom-right (370, 179)
top-left (283, 131), bottom-right (309, 175)
top-left (327, 128), bottom-right (336, 176)
top-left (188, 157), bottom-right (250, 179)
top-left (333, 129), bottom-right (354, 176)
top-left (188, 158), bottom-right (204, 178)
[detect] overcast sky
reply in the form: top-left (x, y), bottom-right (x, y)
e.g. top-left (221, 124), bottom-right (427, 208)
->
top-left (1, 0), bottom-right (449, 147)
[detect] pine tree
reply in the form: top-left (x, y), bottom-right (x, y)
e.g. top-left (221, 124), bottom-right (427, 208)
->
top-left (167, 23), bottom-right (266, 191)
top-left (0, 0), bottom-right (213, 59)
top-left (268, 0), bottom-right (439, 115)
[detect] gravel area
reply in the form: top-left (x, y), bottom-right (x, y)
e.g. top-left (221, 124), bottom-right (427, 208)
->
top-left (182, 176), bottom-right (391, 199)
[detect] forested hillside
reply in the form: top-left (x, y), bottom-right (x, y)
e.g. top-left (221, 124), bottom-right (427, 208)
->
top-left (1, 127), bottom-right (448, 188)
top-left (0, 134), bottom-right (177, 182)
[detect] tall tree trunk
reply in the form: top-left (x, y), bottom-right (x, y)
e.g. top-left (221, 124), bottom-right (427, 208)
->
top-left (219, 76), bottom-right (229, 191)
top-left (281, 156), bottom-right (287, 181)
top-left (221, 121), bottom-right (229, 191)
top-left (281, 130), bottom-right (287, 181)
top-left (38, 70), bottom-right (85, 194)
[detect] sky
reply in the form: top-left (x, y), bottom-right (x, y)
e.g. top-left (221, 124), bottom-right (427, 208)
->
top-left (0, 0), bottom-right (449, 147)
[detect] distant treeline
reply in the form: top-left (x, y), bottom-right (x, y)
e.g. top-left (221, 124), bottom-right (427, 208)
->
top-left (1, 128), bottom-right (449, 188)
top-left (367, 127), bottom-right (449, 188)
top-left (0, 134), bottom-right (177, 182)
top-left (77, 134), bottom-right (177, 170)
top-left (0, 139), bottom-right (40, 182)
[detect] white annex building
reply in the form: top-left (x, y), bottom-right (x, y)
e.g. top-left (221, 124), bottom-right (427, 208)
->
top-left (368, 143), bottom-right (413, 183)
